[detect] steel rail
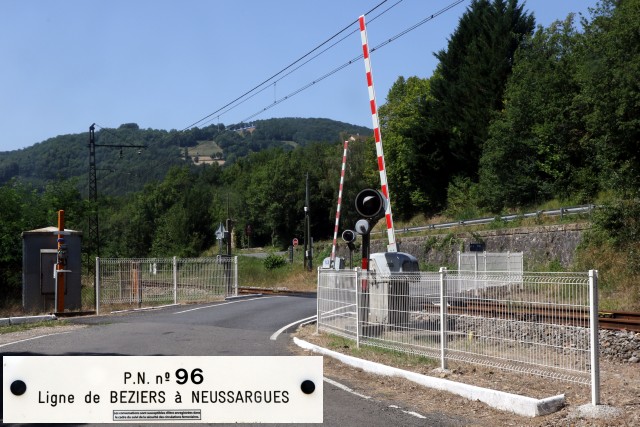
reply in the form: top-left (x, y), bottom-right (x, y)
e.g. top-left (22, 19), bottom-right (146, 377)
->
top-left (418, 300), bottom-right (640, 332)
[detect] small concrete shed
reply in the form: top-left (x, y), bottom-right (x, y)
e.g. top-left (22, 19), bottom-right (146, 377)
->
top-left (21, 227), bottom-right (82, 313)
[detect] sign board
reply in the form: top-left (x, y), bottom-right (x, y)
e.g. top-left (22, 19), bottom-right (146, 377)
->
top-left (215, 223), bottom-right (226, 240)
top-left (469, 242), bottom-right (486, 252)
top-left (292, 238), bottom-right (299, 247)
top-left (4, 356), bottom-right (323, 424)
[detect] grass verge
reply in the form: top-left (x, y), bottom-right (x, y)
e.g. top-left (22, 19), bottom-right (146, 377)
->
top-left (0, 320), bottom-right (68, 334)
top-left (301, 327), bottom-right (437, 371)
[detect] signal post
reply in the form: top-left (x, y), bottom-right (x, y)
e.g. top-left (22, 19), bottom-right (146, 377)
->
top-left (55, 210), bottom-right (71, 313)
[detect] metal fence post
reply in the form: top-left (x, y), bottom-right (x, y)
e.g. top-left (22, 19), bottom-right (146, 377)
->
top-left (355, 268), bottom-right (361, 349)
top-left (234, 256), bottom-right (238, 296)
top-left (589, 269), bottom-right (601, 405)
top-left (316, 267), bottom-right (320, 335)
top-left (173, 256), bottom-right (178, 304)
top-left (439, 267), bottom-right (448, 370)
top-left (95, 257), bottom-right (100, 316)
top-left (137, 263), bottom-right (142, 308)
top-left (474, 252), bottom-right (478, 292)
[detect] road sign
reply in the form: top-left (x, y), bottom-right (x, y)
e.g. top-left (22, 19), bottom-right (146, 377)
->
top-left (4, 356), bottom-right (322, 424)
top-left (215, 223), bottom-right (226, 240)
top-left (292, 238), bottom-right (299, 247)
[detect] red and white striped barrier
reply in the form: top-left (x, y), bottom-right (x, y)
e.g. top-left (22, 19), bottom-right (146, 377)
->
top-left (330, 140), bottom-right (350, 266)
top-left (359, 15), bottom-right (397, 252)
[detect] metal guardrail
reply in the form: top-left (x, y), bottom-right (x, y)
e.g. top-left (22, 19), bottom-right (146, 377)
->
top-left (374, 204), bottom-right (596, 235)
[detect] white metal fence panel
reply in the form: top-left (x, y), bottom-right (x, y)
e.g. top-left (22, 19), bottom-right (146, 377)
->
top-left (177, 257), bottom-right (237, 302)
top-left (317, 270), bottom-right (358, 341)
top-left (96, 256), bottom-right (237, 312)
top-left (441, 270), bottom-right (592, 384)
top-left (317, 269), bottom-right (598, 390)
top-left (458, 251), bottom-right (523, 273)
top-left (457, 252), bottom-right (524, 294)
top-left (360, 271), bottom-right (442, 357)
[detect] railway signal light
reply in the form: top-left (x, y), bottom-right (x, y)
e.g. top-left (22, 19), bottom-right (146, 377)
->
top-left (355, 189), bottom-right (386, 223)
top-left (342, 229), bottom-right (356, 243)
top-left (353, 188), bottom-right (386, 274)
top-left (354, 219), bottom-right (371, 235)
top-left (342, 229), bottom-right (356, 252)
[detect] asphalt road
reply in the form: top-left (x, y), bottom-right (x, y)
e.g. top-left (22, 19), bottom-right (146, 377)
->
top-left (2, 295), bottom-right (471, 426)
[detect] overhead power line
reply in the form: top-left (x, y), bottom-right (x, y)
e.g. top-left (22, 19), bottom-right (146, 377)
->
top-left (88, 0), bottom-right (466, 193)
top-left (181, 0), bottom-right (395, 131)
top-left (195, 0), bottom-right (407, 129)
top-left (241, 0), bottom-right (466, 123)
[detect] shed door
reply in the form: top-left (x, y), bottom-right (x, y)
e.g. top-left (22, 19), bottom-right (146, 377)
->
top-left (40, 250), bottom-right (57, 294)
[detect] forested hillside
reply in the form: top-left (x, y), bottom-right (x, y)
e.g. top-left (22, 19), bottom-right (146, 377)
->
top-left (0, 118), bottom-right (371, 196)
top-left (1, 0), bottom-right (638, 307)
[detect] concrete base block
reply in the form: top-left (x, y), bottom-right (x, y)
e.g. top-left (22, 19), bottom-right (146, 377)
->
top-left (3, 315), bottom-right (57, 325)
top-left (294, 337), bottom-right (565, 417)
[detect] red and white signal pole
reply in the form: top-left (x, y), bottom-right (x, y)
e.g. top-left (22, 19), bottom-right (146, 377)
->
top-left (330, 140), bottom-right (349, 267)
top-left (359, 15), bottom-right (398, 253)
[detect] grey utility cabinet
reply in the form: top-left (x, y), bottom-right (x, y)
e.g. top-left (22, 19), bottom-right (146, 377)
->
top-left (22, 227), bottom-right (82, 313)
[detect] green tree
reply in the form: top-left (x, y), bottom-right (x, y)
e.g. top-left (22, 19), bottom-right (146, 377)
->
top-left (577, 0), bottom-right (640, 197)
top-left (378, 76), bottom-right (438, 218)
top-left (318, 136), bottom-right (378, 237)
top-left (0, 179), bottom-right (86, 304)
top-left (479, 15), bottom-right (596, 209)
top-left (429, 0), bottom-right (535, 185)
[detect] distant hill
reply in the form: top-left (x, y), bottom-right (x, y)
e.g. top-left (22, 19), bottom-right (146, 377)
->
top-left (0, 118), bottom-right (371, 196)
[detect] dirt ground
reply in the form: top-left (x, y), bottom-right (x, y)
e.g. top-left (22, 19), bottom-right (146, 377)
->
top-left (292, 324), bottom-right (640, 426)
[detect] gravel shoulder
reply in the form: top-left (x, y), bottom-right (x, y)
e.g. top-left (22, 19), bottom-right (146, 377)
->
top-left (291, 324), bottom-right (640, 426)
top-left (0, 324), bottom-right (88, 346)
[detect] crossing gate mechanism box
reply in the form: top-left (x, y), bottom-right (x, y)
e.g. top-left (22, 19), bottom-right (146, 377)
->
top-left (363, 252), bottom-right (419, 332)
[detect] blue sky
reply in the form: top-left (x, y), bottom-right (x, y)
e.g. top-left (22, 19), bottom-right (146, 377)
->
top-left (1, 0), bottom-right (598, 152)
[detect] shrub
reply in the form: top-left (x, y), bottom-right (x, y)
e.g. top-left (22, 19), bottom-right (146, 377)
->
top-left (264, 254), bottom-right (287, 270)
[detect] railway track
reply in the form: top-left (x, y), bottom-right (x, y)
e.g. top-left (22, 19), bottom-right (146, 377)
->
top-left (422, 300), bottom-right (640, 332)
top-left (598, 310), bottom-right (640, 332)
top-left (240, 287), bottom-right (640, 332)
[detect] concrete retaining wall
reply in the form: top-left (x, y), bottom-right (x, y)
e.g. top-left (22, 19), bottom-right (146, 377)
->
top-left (362, 223), bottom-right (589, 269)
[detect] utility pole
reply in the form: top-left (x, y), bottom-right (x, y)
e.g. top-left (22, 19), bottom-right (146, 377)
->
top-left (87, 125), bottom-right (98, 270)
top-left (304, 173), bottom-right (312, 271)
top-left (87, 124), bottom-right (146, 269)
top-left (225, 192), bottom-right (233, 256)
